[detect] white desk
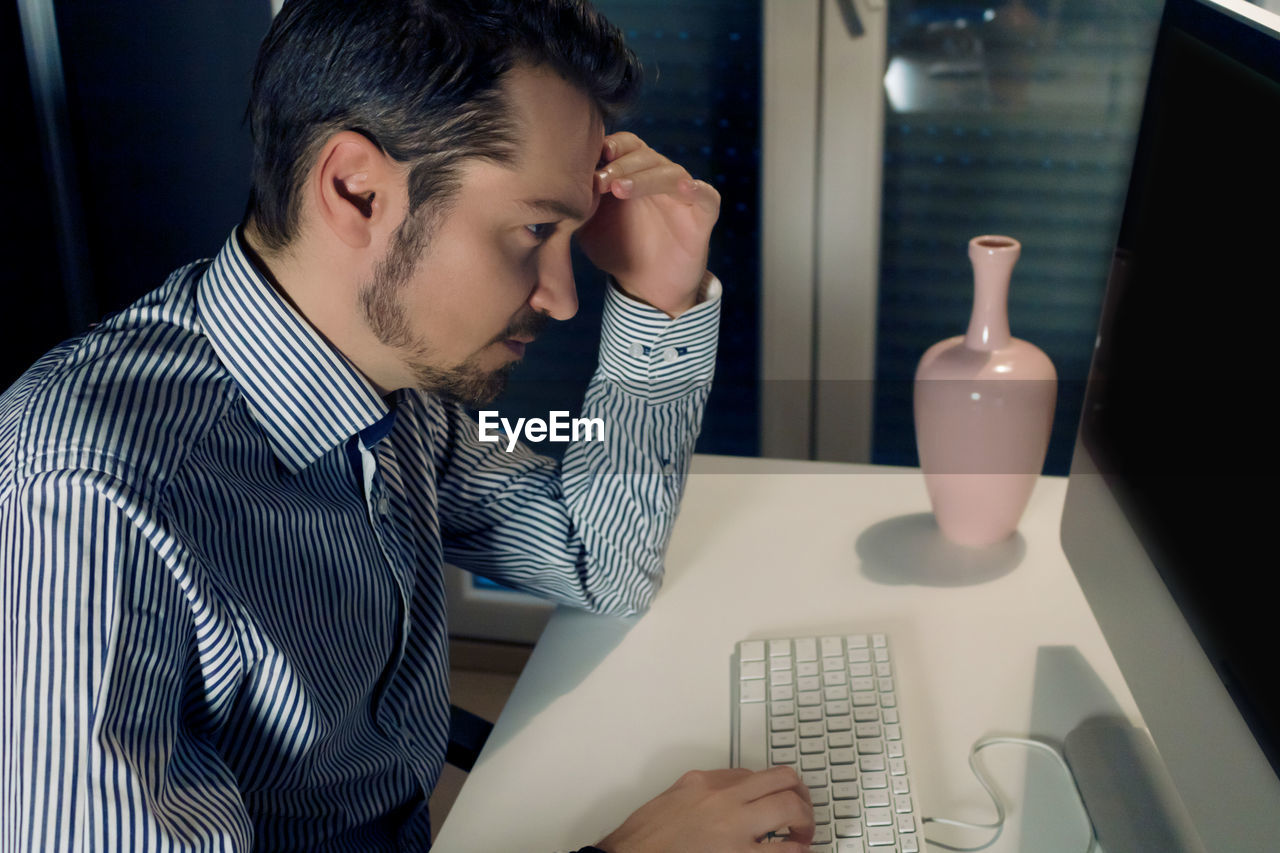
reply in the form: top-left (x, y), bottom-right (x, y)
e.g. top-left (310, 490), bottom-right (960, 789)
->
top-left (433, 456), bottom-right (1141, 853)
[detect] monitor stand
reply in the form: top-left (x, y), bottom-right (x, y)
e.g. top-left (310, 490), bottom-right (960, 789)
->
top-left (1064, 716), bottom-right (1206, 853)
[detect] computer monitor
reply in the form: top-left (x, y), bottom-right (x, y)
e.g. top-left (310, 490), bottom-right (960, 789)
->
top-left (1060, 0), bottom-right (1280, 848)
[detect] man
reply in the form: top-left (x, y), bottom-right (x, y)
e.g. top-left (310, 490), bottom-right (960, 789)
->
top-left (1, 1), bottom-right (813, 850)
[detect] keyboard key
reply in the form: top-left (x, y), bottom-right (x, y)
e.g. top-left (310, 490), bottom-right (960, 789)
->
top-left (827, 715), bottom-right (853, 732)
top-left (866, 807), bottom-right (892, 826)
top-left (901, 835), bottom-right (920, 853)
top-left (895, 795), bottom-right (913, 813)
top-left (827, 731), bottom-right (853, 748)
top-left (860, 755), bottom-right (886, 772)
top-left (821, 637), bottom-right (843, 657)
top-left (832, 782), bottom-right (860, 800)
top-left (801, 754), bottom-right (827, 771)
top-left (891, 776), bottom-right (910, 795)
top-left (799, 707), bottom-right (823, 723)
top-left (795, 638), bottom-right (818, 661)
top-left (799, 721), bottom-right (824, 738)
top-left (813, 826), bottom-right (833, 843)
top-left (831, 765), bottom-right (858, 782)
top-left (740, 680), bottom-right (765, 702)
top-left (740, 640), bottom-right (765, 661)
top-left (829, 747), bottom-right (855, 765)
top-left (853, 706), bottom-right (880, 722)
top-left (771, 700), bottom-right (796, 716)
top-left (771, 748), bottom-right (797, 764)
top-left (771, 715), bottom-right (796, 731)
top-left (834, 820), bottom-right (862, 838)
top-left (771, 731), bottom-right (796, 747)
top-left (837, 840), bottom-right (866, 853)
top-left (772, 684), bottom-right (795, 702)
top-left (898, 814), bottom-right (916, 833)
top-left (865, 790), bottom-right (890, 808)
top-left (813, 806), bottom-right (832, 824)
top-left (802, 770), bottom-right (827, 788)
top-left (834, 801), bottom-right (861, 819)
top-left (800, 737), bottom-right (826, 755)
top-left (770, 639), bottom-right (792, 657)
top-left (740, 661), bottom-right (765, 680)
top-left (771, 670), bottom-right (793, 686)
top-left (866, 826), bottom-right (895, 846)
top-left (863, 772), bottom-right (888, 789)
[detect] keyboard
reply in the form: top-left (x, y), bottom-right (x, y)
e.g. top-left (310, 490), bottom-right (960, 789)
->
top-left (731, 634), bottom-right (927, 853)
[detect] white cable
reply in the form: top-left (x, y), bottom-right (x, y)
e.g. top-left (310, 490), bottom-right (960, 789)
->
top-left (922, 736), bottom-right (1099, 853)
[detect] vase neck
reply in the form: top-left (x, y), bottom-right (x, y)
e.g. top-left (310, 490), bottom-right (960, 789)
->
top-left (965, 236), bottom-right (1019, 351)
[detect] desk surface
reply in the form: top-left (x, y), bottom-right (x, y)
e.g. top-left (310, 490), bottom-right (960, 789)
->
top-left (433, 456), bottom-right (1140, 853)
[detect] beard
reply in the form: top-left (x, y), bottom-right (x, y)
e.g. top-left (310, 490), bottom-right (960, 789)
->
top-left (358, 213), bottom-right (547, 405)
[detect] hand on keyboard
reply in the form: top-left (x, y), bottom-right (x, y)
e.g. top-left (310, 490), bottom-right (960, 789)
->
top-left (595, 765), bottom-right (816, 853)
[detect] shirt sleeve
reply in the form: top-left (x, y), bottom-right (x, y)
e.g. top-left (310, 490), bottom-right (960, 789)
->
top-left (435, 276), bottom-right (722, 615)
top-left (1, 469), bottom-right (252, 851)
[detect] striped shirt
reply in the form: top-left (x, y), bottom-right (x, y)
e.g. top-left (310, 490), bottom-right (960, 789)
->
top-left (1, 231), bottom-right (719, 851)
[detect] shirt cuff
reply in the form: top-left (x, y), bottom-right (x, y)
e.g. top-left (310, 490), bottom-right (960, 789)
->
top-left (596, 274), bottom-right (722, 403)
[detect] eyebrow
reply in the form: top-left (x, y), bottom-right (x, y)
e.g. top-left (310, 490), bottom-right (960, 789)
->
top-left (517, 197), bottom-right (590, 223)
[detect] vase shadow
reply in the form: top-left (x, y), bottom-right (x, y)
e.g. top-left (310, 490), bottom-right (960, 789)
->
top-left (855, 512), bottom-right (1024, 587)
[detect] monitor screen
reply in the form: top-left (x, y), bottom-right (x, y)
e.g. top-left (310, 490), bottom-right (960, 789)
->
top-left (1062, 0), bottom-right (1280, 848)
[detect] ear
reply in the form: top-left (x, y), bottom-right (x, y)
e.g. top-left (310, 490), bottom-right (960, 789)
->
top-left (312, 130), bottom-right (400, 250)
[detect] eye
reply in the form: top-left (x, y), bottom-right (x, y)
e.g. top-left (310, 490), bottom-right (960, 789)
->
top-left (525, 222), bottom-right (557, 242)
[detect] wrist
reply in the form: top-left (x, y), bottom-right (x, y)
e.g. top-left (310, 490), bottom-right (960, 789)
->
top-left (613, 270), bottom-right (715, 318)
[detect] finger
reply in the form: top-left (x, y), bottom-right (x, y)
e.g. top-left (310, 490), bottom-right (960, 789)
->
top-left (601, 131), bottom-right (645, 162)
top-left (775, 840), bottom-right (817, 853)
top-left (595, 148), bottom-right (676, 194)
top-left (744, 790), bottom-right (816, 844)
top-left (607, 162), bottom-right (692, 200)
top-left (732, 766), bottom-right (812, 806)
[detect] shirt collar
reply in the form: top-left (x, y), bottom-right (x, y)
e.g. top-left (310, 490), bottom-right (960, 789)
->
top-left (197, 229), bottom-right (390, 474)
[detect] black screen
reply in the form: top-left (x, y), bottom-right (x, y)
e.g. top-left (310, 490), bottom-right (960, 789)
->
top-left (1081, 0), bottom-right (1280, 774)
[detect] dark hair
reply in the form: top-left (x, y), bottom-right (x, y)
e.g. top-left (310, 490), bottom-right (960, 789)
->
top-left (246, 0), bottom-right (641, 251)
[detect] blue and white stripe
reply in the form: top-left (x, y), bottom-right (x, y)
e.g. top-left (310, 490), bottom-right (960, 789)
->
top-left (1, 230), bottom-right (719, 851)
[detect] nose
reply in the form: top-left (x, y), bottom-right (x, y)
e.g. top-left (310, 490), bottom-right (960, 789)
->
top-left (528, 245), bottom-right (578, 321)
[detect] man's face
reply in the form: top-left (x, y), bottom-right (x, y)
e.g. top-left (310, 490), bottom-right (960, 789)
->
top-left (359, 66), bottom-right (604, 403)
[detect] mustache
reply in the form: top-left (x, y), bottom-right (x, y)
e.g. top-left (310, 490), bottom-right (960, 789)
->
top-left (495, 309), bottom-right (551, 343)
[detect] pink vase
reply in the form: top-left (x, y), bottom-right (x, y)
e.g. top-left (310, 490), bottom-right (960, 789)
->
top-left (913, 235), bottom-right (1057, 546)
